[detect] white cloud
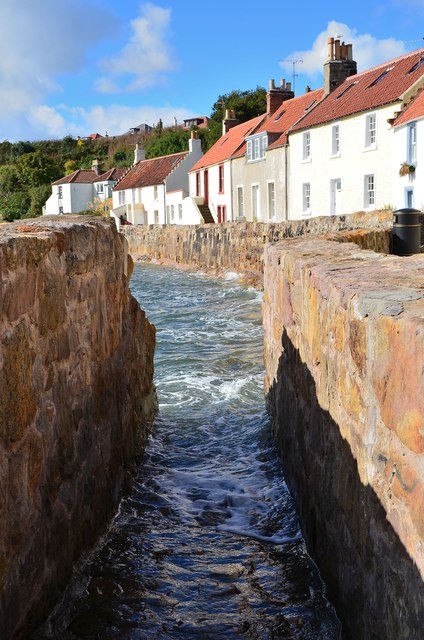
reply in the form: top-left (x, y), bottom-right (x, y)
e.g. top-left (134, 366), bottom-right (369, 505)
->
top-left (279, 21), bottom-right (407, 78)
top-left (0, 0), bottom-right (113, 139)
top-left (25, 103), bottom-right (198, 139)
top-left (96, 2), bottom-right (177, 93)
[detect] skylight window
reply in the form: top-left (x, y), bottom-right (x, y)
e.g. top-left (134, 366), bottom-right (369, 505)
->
top-left (274, 110), bottom-right (286, 122)
top-left (305, 99), bottom-right (316, 111)
top-left (408, 57), bottom-right (424, 74)
top-left (337, 83), bottom-right (355, 99)
top-left (367, 67), bottom-right (393, 88)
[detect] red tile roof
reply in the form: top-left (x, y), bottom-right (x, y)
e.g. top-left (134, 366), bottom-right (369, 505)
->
top-left (114, 151), bottom-right (188, 190)
top-left (233, 88), bottom-right (324, 157)
top-left (291, 48), bottom-right (424, 132)
top-left (190, 115), bottom-right (266, 172)
top-left (53, 170), bottom-right (97, 185)
top-left (94, 167), bottom-right (127, 182)
top-left (393, 87), bottom-right (424, 126)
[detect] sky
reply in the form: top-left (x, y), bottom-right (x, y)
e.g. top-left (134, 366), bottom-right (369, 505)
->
top-left (1, 0), bottom-right (424, 141)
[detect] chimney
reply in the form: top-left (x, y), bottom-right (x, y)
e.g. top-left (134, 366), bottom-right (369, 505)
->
top-left (189, 130), bottom-right (202, 154)
top-left (222, 109), bottom-right (240, 135)
top-left (134, 143), bottom-right (145, 164)
top-left (91, 159), bottom-right (100, 176)
top-left (266, 78), bottom-right (295, 113)
top-left (324, 38), bottom-right (357, 96)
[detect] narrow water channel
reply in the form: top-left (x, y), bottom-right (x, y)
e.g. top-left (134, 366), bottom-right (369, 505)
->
top-left (35, 263), bottom-right (341, 639)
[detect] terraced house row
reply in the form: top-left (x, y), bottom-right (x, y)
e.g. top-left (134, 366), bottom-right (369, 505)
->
top-left (44, 40), bottom-right (424, 225)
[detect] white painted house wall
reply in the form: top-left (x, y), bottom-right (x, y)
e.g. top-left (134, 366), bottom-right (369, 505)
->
top-left (231, 146), bottom-right (287, 222)
top-left (393, 118), bottom-right (423, 211)
top-left (189, 161), bottom-right (233, 222)
top-left (44, 183), bottom-right (95, 215)
top-left (288, 103), bottom-right (398, 220)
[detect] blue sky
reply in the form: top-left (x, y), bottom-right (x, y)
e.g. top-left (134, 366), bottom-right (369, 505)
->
top-left (1, 0), bottom-right (423, 141)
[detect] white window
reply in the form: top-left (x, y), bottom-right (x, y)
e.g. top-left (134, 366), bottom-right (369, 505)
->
top-left (365, 114), bottom-right (376, 148)
top-left (170, 205), bottom-right (175, 221)
top-left (302, 183), bottom-right (311, 212)
top-left (154, 210), bottom-right (159, 224)
top-left (246, 135), bottom-right (267, 161)
top-left (154, 185), bottom-right (158, 199)
top-left (405, 188), bottom-right (414, 208)
top-left (97, 183), bottom-right (104, 194)
top-left (267, 182), bottom-right (275, 220)
top-left (237, 186), bottom-right (244, 218)
top-left (59, 206), bottom-right (63, 214)
top-left (303, 131), bottom-right (311, 160)
top-left (166, 205), bottom-right (170, 222)
top-left (331, 125), bottom-right (340, 156)
top-left (118, 191), bottom-right (126, 205)
top-left (58, 186), bottom-right (63, 198)
top-left (247, 140), bottom-right (252, 162)
top-left (178, 204), bottom-right (183, 220)
top-left (364, 174), bottom-right (375, 207)
top-left (407, 122), bottom-right (417, 164)
top-left (252, 184), bottom-right (260, 220)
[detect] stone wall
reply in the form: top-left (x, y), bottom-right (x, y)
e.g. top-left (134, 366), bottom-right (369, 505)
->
top-left (122, 210), bottom-right (392, 285)
top-left (0, 217), bottom-right (157, 639)
top-left (263, 232), bottom-right (424, 639)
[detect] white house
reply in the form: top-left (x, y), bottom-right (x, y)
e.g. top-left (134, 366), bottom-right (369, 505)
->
top-left (188, 112), bottom-right (266, 223)
top-left (230, 83), bottom-right (324, 222)
top-left (111, 135), bottom-right (203, 226)
top-left (44, 162), bottom-right (126, 215)
top-left (392, 88), bottom-right (424, 210)
top-left (287, 42), bottom-right (424, 220)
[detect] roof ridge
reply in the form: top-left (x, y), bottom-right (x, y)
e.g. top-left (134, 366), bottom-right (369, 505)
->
top-left (353, 47), bottom-right (424, 78)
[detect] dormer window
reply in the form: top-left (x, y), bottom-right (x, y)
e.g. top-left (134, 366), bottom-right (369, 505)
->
top-left (246, 134), bottom-right (267, 162)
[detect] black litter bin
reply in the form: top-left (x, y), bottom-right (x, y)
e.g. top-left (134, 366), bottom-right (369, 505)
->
top-left (392, 208), bottom-right (422, 256)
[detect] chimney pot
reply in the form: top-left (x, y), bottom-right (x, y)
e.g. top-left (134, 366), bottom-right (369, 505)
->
top-left (286, 82), bottom-right (292, 91)
top-left (334, 39), bottom-right (341, 60)
top-left (328, 37), bottom-right (334, 60)
top-left (269, 79), bottom-right (275, 90)
top-left (280, 78), bottom-right (286, 89)
top-left (305, 84), bottom-right (311, 93)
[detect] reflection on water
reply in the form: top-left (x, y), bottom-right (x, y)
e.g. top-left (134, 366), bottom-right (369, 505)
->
top-left (33, 264), bottom-right (341, 639)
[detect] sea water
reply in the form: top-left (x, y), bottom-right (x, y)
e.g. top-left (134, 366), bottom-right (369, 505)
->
top-left (34, 263), bottom-right (341, 639)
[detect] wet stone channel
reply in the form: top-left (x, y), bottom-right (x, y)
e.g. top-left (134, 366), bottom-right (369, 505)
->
top-left (33, 263), bottom-right (341, 639)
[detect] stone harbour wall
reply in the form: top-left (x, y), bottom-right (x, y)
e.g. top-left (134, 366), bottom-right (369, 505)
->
top-left (122, 210), bottom-right (392, 285)
top-left (0, 217), bottom-right (157, 639)
top-left (263, 233), bottom-right (424, 639)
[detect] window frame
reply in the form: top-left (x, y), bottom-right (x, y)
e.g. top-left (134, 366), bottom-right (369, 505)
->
top-left (364, 174), bottom-right (375, 208)
top-left (407, 122), bottom-right (417, 164)
top-left (365, 113), bottom-right (377, 149)
top-left (267, 181), bottom-right (276, 220)
top-left (218, 164), bottom-right (224, 193)
top-left (302, 131), bottom-right (311, 161)
top-left (302, 182), bottom-right (311, 213)
top-left (331, 124), bottom-right (340, 156)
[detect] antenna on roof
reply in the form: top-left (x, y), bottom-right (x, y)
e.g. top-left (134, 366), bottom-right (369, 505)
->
top-left (280, 59), bottom-right (303, 95)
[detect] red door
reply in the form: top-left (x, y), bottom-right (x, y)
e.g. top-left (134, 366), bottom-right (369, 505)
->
top-left (204, 169), bottom-right (209, 205)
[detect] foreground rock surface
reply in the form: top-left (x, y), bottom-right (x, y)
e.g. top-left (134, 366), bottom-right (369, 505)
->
top-left (0, 216), bottom-right (156, 639)
top-left (263, 232), bottom-right (424, 639)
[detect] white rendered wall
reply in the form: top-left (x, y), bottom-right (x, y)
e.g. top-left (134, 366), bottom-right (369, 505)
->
top-left (288, 104), bottom-right (398, 220)
top-left (231, 147), bottom-right (287, 222)
top-left (393, 119), bottom-right (423, 211)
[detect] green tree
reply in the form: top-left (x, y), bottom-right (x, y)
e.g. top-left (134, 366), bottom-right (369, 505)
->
top-left (16, 151), bottom-right (61, 188)
top-left (0, 190), bottom-right (31, 221)
top-left (27, 184), bottom-right (52, 218)
top-left (145, 128), bottom-right (190, 158)
top-left (0, 164), bottom-right (21, 193)
top-left (64, 159), bottom-right (78, 175)
top-left (210, 87), bottom-right (266, 124)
